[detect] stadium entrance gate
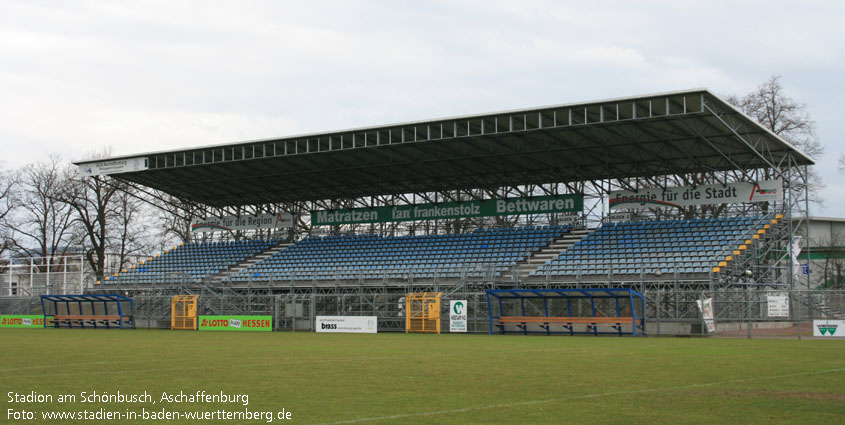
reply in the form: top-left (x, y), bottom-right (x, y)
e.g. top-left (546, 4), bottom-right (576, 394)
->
top-left (405, 292), bottom-right (442, 333)
top-left (171, 295), bottom-right (198, 330)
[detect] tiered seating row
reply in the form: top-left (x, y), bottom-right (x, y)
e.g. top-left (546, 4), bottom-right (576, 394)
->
top-left (107, 240), bottom-right (277, 284)
top-left (228, 225), bottom-right (571, 282)
top-left (533, 217), bottom-right (765, 276)
top-left (103, 217), bottom-right (767, 284)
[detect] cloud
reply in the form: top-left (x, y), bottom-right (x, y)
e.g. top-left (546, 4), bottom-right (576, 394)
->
top-left (0, 0), bottom-right (844, 215)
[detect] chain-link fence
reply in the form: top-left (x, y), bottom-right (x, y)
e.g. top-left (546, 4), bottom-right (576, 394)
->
top-left (642, 288), bottom-right (845, 338)
top-left (2, 288), bottom-right (843, 337)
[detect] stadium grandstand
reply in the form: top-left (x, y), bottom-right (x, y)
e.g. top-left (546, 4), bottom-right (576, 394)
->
top-left (70, 89), bottom-right (813, 298)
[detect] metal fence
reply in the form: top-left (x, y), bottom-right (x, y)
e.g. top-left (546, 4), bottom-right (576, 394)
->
top-left (2, 288), bottom-right (842, 338)
top-left (0, 255), bottom-right (86, 296)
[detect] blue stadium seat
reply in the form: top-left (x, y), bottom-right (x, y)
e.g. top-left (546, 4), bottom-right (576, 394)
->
top-left (542, 217), bottom-right (766, 277)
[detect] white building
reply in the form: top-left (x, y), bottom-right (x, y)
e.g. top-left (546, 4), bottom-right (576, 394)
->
top-left (794, 217), bottom-right (845, 288)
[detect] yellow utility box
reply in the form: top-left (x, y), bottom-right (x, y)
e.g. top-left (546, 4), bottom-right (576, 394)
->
top-left (405, 292), bottom-right (442, 334)
top-left (171, 295), bottom-right (199, 330)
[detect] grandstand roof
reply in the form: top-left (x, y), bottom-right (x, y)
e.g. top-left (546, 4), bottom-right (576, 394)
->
top-left (74, 89), bottom-right (814, 208)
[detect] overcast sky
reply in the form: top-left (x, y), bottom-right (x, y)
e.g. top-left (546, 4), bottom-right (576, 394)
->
top-left (1, 1), bottom-right (843, 215)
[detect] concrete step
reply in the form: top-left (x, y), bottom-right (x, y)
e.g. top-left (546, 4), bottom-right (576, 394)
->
top-left (207, 242), bottom-right (293, 283)
top-left (511, 228), bottom-right (597, 278)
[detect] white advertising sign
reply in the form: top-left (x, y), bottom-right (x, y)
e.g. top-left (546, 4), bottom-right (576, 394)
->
top-left (791, 237), bottom-right (804, 278)
top-left (697, 298), bottom-right (716, 333)
top-left (316, 316), bottom-right (377, 333)
top-left (766, 295), bottom-right (790, 318)
top-left (449, 300), bottom-right (468, 333)
top-left (609, 179), bottom-right (783, 210)
top-left (191, 213), bottom-right (293, 233)
top-left (78, 157), bottom-right (148, 176)
top-left (813, 320), bottom-right (844, 337)
top-left (608, 212), bottom-right (632, 222)
top-left (556, 214), bottom-right (579, 225)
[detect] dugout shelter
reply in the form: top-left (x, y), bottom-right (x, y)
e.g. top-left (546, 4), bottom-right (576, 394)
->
top-left (41, 294), bottom-right (135, 329)
top-left (486, 288), bottom-right (646, 336)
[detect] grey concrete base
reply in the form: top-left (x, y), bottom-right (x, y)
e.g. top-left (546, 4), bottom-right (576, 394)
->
top-left (714, 321), bottom-right (793, 332)
top-left (644, 321), bottom-right (794, 336)
top-left (645, 322), bottom-right (695, 335)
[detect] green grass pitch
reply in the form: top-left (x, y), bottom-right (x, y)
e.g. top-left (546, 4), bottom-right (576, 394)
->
top-left (1, 329), bottom-right (843, 424)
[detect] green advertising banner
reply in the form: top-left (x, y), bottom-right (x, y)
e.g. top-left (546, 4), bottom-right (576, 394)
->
top-left (0, 315), bottom-right (52, 328)
top-left (198, 315), bottom-right (272, 332)
top-left (311, 195), bottom-right (583, 226)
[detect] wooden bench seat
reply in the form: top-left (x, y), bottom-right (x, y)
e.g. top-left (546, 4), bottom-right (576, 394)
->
top-left (52, 314), bottom-right (133, 328)
top-left (496, 316), bottom-right (642, 336)
top-left (53, 315), bottom-right (123, 322)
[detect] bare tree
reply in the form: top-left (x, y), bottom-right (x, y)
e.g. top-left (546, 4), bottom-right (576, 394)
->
top-left (59, 171), bottom-right (121, 282)
top-left (0, 170), bottom-right (13, 284)
top-left (727, 75), bottom-right (824, 204)
top-left (0, 164), bottom-right (15, 258)
top-left (821, 229), bottom-right (844, 289)
top-left (158, 195), bottom-right (203, 245)
top-left (6, 156), bottom-right (77, 262)
top-left (58, 148), bottom-right (154, 281)
top-left (110, 187), bottom-right (152, 270)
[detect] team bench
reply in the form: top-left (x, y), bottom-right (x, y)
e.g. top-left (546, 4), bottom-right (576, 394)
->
top-left (496, 316), bottom-right (641, 336)
top-left (52, 314), bottom-right (134, 329)
top-left (41, 294), bottom-right (136, 329)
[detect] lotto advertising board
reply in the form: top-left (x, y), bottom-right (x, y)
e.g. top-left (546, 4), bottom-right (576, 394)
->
top-left (197, 316), bottom-right (272, 332)
top-left (0, 315), bottom-right (52, 328)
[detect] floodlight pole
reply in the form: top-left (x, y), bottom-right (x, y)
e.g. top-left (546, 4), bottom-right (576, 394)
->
top-left (746, 283), bottom-right (752, 339)
top-left (786, 161), bottom-right (794, 290)
top-left (31, 257), bottom-right (37, 296)
top-left (61, 256), bottom-right (67, 295)
top-left (804, 165), bottom-right (811, 289)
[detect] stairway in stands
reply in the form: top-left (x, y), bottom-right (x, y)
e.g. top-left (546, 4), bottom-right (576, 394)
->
top-left (514, 228), bottom-right (593, 280)
top-left (207, 242), bottom-right (293, 284)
